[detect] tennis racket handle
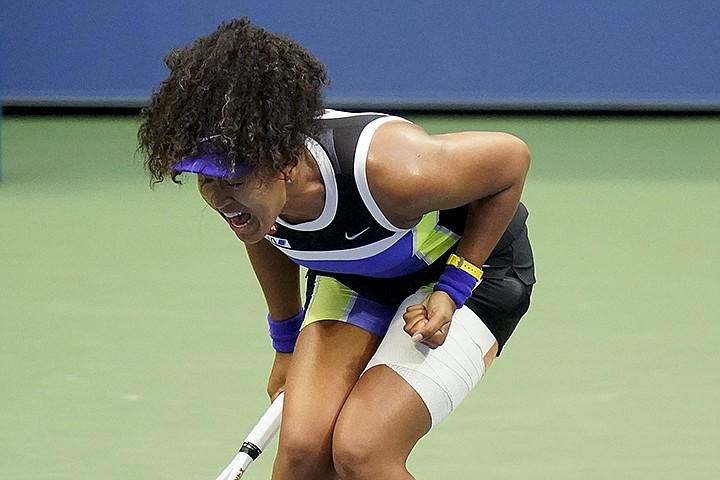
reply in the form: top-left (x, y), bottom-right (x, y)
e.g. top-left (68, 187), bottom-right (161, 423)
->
top-left (231, 452), bottom-right (254, 479)
top-left (214, 393), bottom-right (285, 480)
top-left (244, 392), bottom-right (284, 450)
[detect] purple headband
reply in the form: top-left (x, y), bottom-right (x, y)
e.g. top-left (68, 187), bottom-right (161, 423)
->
top-left (171, 154), bottom-right (253, 178)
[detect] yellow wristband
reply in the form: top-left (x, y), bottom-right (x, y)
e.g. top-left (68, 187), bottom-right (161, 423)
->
top-left (447, 254), bottom-right (484, 281)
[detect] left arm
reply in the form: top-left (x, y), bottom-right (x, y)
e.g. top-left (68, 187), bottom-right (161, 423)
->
top-left (366, 122), bottom-right (531, 347)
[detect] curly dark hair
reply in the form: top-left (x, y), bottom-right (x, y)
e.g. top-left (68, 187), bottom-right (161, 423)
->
top-left (137, 17), bottom-right (329, 184)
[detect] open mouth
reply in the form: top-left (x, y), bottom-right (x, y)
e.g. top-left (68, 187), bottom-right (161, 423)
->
top-left (223, 211), bottom-right (252, 231)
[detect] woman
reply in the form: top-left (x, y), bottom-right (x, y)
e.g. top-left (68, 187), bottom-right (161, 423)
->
top-left (138, 17), bottom-right (535, 480)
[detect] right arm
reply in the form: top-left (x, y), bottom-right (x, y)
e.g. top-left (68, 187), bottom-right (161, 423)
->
top-left (245, 238), bottom-right (302, 319)
top-left (244, 238), bottom-right (303, 400)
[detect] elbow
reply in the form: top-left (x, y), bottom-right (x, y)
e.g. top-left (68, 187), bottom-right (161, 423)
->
top-left (499, 134), bottom-right (531, 186)
top-left (520, 139), bottom-right (532, 174)
top-left (510, 134), bottom-right (532, 176)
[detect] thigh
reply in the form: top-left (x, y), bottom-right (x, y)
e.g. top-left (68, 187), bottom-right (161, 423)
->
top-left (274, 321), bottom-right (382, 479)
top-left (281, 320), bottom-right (382, 443)
top-left (284, 273), bottom-right (396, 442)
top-left (364, 288), bottom-right (498, 427)
top-left (333, 364), bottom-right (431, 470)
top-left (332, 298), bottom-right (502, 473)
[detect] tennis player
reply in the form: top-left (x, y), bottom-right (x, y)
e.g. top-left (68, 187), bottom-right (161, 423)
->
top-left (138, 17), bottom-right (535, 480)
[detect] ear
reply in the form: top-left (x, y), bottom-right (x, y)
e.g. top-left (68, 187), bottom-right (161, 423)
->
top-left (281, 158), bottom-right (299, 183)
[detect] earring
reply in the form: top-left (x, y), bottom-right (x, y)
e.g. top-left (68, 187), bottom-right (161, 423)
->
top-left (286, 178), bottom-right (293, 184)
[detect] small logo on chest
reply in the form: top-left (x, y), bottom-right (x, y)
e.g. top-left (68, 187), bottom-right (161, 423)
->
top-left (344, 227), bottom-right (370, 241)
top-left (266, 235), bottom-right (292, 248)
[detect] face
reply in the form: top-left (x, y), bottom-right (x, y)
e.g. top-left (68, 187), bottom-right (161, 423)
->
top-left (197, 171), bottom-right (286, 244)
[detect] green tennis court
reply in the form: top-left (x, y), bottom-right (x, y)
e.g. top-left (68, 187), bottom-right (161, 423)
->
top-left (1, 114), bottom-right (719, 479)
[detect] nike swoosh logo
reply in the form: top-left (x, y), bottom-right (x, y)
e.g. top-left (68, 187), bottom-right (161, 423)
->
top-left (345, 227), bottom-right (370, 240)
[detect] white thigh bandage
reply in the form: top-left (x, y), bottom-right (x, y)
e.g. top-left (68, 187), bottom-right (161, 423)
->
top-left (364, 289), bottom-right (497, 427)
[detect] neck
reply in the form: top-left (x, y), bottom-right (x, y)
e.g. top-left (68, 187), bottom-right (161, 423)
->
top-left (280, 148), bottom-right (326, 224)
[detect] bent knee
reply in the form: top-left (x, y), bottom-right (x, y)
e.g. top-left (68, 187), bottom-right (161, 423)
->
top-left (333, 422), bottom-right (409, 480)
top-left (333, 413), bottom-right (384, 477)
top-left (278, 422), bottom-right (332, 469)
top-left (332, 434), bottom-right (380, 480)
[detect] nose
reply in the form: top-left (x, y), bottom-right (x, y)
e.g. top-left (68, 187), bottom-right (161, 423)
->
top-left (201, 182), bottom-right (235, 211)
top-left (212, 190), bottom-right (237, 211)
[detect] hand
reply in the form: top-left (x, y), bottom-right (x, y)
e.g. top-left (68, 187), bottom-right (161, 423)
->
top-left (402, 290), bottom-right (457, 349)
top-left (266, 351), bottom-right (293, 401)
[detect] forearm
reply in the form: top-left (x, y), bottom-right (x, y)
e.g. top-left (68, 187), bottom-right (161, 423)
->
top-left (455, 180), bottom-right (525, 267)
top-left (247, 240), bottom-right (303, 357)
top-left (247, 241), bottom-right (301, 398)
top-left (245, 239), bottom-right (303, 319)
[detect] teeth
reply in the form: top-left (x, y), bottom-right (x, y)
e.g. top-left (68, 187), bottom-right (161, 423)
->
top-left (223, 211), bottom-right (243, 218)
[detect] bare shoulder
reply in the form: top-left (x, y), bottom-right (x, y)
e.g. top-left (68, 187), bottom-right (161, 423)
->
top-left (364, 121), bottom-right (434, 227)
top-left (366, 121), bottom-right (531, 227)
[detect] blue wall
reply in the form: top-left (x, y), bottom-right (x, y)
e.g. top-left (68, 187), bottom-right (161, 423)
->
top-left (2, 1), bottom-right (720, 110)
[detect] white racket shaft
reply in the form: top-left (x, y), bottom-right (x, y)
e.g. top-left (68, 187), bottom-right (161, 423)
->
top-left (215, 392), bottom-right (284, 480)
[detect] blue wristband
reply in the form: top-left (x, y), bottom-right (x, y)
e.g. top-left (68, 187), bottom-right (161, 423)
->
top-left (267, 308), bottom-right (304, 353)
top-left (433, 266), bottom-right (481, 309)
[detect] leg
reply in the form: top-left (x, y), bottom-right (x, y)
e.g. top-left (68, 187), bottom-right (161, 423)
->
top-left (333, 365), bottom-right (430, 480)
top-left (332, 342), bottom-right (499, 480)
top-left (332, 290), bottom-right (499, 479)
top-left (272, 320), bottom-right (381, 480)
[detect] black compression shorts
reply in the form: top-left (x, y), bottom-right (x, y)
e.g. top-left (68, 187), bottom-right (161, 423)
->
top-left (306, 220), bottom-right (535, 355)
